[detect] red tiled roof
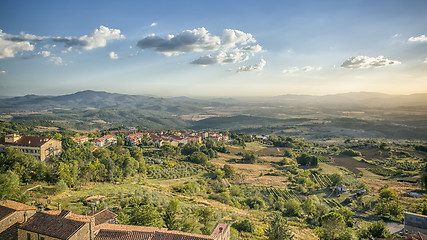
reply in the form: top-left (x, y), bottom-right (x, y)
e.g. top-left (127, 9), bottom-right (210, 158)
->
top-left (95, 224), bottom-right (166, 233)
top-left (151, 231), bottom-right (216, 240)
top-left (19, 211), bottom-right (88, 239)
top-left (0, 200), bottom-right (36, 211)
top-left (94, 224), bottom-right (216, 240)
top-left (0, 136), bottom-right (51, 147)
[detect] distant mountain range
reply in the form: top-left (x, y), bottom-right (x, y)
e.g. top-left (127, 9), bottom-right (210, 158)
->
top-left (1, 90), bottom-right (426, 114)
top-left (1, 90), bottom-right (426, 139)
top-left (0, 90), bottom-right (232, 114)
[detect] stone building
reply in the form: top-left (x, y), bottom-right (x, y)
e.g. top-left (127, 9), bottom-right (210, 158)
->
top-left (0, 200), bottom-right (230, 240)
top-left (0, 134), bottom-right (62, 161)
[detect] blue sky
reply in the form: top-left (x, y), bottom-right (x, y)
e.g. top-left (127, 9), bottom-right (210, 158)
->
top-left (0, 0), bottom-right (426, 97)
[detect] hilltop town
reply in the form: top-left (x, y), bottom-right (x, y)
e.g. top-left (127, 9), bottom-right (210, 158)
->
top-left (0, 122), bottom-right (427, 240)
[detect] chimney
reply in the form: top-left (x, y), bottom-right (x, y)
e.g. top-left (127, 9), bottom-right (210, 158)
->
top-left (24, 211), bottom-right (28, 222)
top-left (58, 203), bottom-right (61, 211)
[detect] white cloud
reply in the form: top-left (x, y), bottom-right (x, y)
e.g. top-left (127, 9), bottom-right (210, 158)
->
top-left (282, 67), bottom-right (299, 74)
top-left (408, 34), bottom-right (427, 43)
top-left (221, 29), bottom-right (256, 48)
top-left (341, 56), bottom-right (401, 69)
top-left (137, 27), bottom-right (221, 56)
top-left (282, 66), bottom-right (322, 74)
top-left (109, 51), bottom-right (119, 60)
top-left (0, 70), bottom-right (6, 74)
top-left (0, 30), bottom-right (35, 58)
top-left (150, 22), bottom-right (158, 27)
top-left (36, 51), bottom-right (51, 57)
top-left (424, 58), bottom-right (427, 63)
top-left (237, 59), bottom-right (266, 72)
top-left (53, 25), bottom-right (125, 50)
top-left (242, 44), bottom-right (262, 53)
top-left (49, 56), bottom-right (65, 65)
top-left (191, 50), bottom-right (249, 66)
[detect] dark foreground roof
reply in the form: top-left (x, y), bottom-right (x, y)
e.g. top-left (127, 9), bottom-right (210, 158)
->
top-left (90, 209), bottom-right (118, 225)
top-left (0, 222), bottom-right (20, 240)
top-left (19, 211), bottom-right (87, 240)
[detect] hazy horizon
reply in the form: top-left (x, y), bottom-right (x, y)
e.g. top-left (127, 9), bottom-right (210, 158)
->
top-left (1, 0), bottom-right (427, 97)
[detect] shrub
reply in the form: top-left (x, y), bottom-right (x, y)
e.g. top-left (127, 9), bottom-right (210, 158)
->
top-left (232, 219), bottom-right (256, 233)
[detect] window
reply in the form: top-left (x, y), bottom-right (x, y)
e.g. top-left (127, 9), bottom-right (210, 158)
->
top-left (26, 233), bottom-right (31, 240)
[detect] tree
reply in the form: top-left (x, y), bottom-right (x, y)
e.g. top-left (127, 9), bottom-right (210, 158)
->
top-left (163, 199), bottom-right (180, 230)
top-left (129, 204), bottom-right (162, 227)
top-left (232, 219), bottom-right (256, 233)
top-left (188, 151), bottom-right (209, 165)
top-left (242, 151), bottom-right (257, 164)
top-left (319, 212), bottom-right (346, 240)
top-left (283, 199), bottom-right (302, 217)
top-left (329, 173), bottom-right (343, 186)
top-left (0, 170), bottom-right (20, 200)
top-left (368, 220), bottom-right (390, 239)
top-left (223, 164), bottom-right (236, 179)
top-left (302, 197), bottom-right (316, 217)
top-left (296, 153), bottom-right (318, 166)
top-left (55, 179), bottom-right (68, 193)
top-left (379, 188), bottom-right (397, 200)
top-left (266, 213), bottom-right (294, 240)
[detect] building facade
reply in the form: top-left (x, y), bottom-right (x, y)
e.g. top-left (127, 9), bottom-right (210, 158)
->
top-left (0, 134), bottom-right (62, 161)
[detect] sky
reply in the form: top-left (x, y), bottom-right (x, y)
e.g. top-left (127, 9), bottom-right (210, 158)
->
top-left (0, 0), bottom-right (427, 97)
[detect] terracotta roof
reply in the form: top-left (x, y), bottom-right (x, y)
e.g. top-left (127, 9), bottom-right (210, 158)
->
top-left (95, 223), bottom-right (166, 233)
top-left (151, 231), bottom-right (216, 240)
top-left (0, 200), bottom-right (36, 211)
top-left (0, 136), bottom-right (52, 147)
top-left (95, 229), bottom-right (154, 240)
top-left (94, 224), bottom-right (216, 240)
top-left (0, 221), bottom-right (20, 240)
top-left (43, 210), bottom-right (93, 222)
top-left (89, 209), bottom-right (118, 225)
top-left (19, 210), bottom-right (88, 239)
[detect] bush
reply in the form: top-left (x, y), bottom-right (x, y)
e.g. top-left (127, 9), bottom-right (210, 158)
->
top-left (340, 149), bottom-right (362, 156)
top-left (232, 219), bottom-right (256, 233)
top-left (55, 179), bottom-right (68, 193)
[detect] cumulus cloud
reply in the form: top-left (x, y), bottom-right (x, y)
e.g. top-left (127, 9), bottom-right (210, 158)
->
top-left (150, 22), bottom-right (158, 27)
top-left (137, 28), bottom-right (221, 56)
top-left (137, 27), bottom-right (262, 57)
top-left (0, 30), bottom-right (35, 58)
top-left (49, 56), bottom-right (65, 65)
top-left (237, 59), bottom-right (266, 72)
top-left (36, 51), bottom-right (51, 57)
top-left (282, 66), bottom-right (322, 74)
top-left (221, 29), bottom-right (255, 48)
top-left (53, 25), bottom-right (124, 50)
top-left (0, 70), bottom-right (6, 74)
top-left (191, 49), bottom-right (250, 66)
top-left (242, 44), bottom-right (262, 53)
top-left (408, 34), bottom-right (427, 43)
top-left (109, 51), bottom-right (119, 59)
top-left (341, 56), bottom-right (401, 69)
